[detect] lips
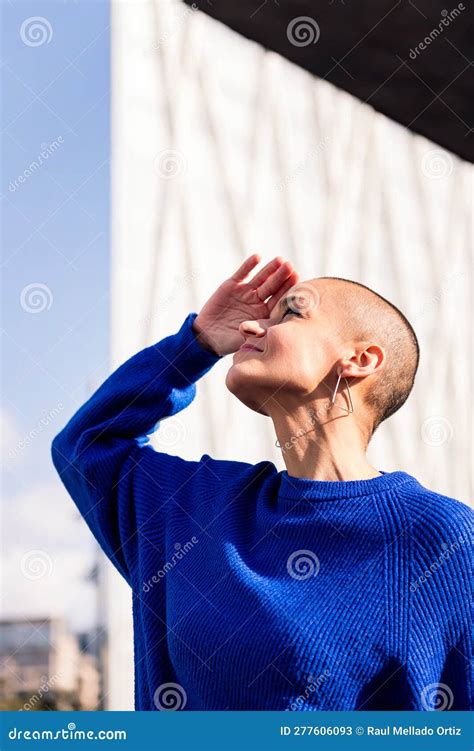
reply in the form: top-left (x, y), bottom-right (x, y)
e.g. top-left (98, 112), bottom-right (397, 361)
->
top-left (238, 343), bottom-right (263, 353)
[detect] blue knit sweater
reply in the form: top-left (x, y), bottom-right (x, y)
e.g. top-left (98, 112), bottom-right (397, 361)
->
top-left (51, 312), bottom-right (473, 711)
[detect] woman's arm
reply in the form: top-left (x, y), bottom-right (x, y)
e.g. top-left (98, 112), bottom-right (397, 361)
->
top-left (51, 254), bottom-right (299, 584)
top-left (51, 312), bottom-right (222, 584)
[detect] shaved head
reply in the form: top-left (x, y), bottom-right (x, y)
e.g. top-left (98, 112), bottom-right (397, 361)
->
top-left (227, 274), bottom-right (420, 446)
top-left (314, 277), bottom-right (420, 437)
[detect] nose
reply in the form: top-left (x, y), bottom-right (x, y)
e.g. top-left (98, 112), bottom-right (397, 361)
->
top-left (238, 318), bottom-right (266, 340)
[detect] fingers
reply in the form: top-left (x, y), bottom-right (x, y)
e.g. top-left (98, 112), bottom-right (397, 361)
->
top-left (247, 256), bottom-right (285, 289)
top-left (229, 253), bottom-right (262, 282)
top-left (231, 255), bottom-right (300, 312)
top-left (256, 261), bottom-right (296, 302)
top-left (267, 271), bottom-right (300, 312)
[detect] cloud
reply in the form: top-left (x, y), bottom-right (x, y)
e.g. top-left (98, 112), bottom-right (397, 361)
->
top-left (1, 407), bottom-right (103, 632)
top-left (1, 482), bottom-right (99, 632)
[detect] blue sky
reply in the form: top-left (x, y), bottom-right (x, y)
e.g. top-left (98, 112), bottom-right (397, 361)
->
top-left (1, 0), bottom-right (110, 631)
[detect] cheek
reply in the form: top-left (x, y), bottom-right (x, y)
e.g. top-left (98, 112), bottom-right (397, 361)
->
top-left (271, 325), bottom-right (309, 349)
top-left (266, 327), bottom-right (295, 355)
top-left (267, 329), bottom-right (334, 388)
top-left (266, 330), bottom-right (316, 381)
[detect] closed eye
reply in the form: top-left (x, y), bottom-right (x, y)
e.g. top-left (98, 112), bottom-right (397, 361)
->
top-left (281, 305), bottom-right (302, 320)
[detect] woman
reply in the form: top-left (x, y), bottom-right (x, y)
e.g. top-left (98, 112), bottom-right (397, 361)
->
top-left (52, 254), bottom-right (472, 711)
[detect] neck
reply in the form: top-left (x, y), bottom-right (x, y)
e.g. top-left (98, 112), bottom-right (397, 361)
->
top-left (270, 402), bottom-right (381, 482)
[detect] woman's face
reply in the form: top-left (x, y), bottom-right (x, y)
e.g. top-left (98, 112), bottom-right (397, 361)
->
top-left (225, 281), bottom-right (343, 415)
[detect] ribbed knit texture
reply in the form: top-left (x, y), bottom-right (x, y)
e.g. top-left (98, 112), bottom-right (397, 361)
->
top-left (51, 313), bottom-right (473, 711)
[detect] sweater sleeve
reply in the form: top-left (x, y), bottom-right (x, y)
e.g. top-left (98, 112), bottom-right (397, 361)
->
top-left (51, 312), bottom-right (223, 585)
top-left (408, 496), bottom-right (473, 710)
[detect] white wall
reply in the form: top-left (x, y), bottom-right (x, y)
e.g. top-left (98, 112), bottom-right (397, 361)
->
top-left (109, 0), bottom-right (472, 709)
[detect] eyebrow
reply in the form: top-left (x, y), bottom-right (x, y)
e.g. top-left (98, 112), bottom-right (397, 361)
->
top-left (278, 295), bottom-right (293, 311)
top-left (271, 294), bottom-right (299, 320)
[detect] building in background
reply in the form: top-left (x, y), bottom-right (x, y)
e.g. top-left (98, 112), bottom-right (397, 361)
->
top-left (0, 617), bottom-right (100, 710)
top-left (109, 0), bottom-right (472, 710)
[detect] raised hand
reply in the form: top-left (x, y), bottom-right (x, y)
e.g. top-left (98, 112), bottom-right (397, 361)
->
top-left (191, 254), bottom-right (299, 356)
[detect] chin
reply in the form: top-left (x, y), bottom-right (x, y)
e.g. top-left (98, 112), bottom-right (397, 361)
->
top-left (225, 366), bottom-right (269, 416)
top-left (225, 360), bottom-right (262, 390)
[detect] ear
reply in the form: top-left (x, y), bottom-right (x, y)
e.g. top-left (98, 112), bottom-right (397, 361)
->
top-left (340, 343), bottom-right (385, 379)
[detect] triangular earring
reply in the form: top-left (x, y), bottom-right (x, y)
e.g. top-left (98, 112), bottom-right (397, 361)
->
top-left (330, 369), bottom-right (354, 413)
